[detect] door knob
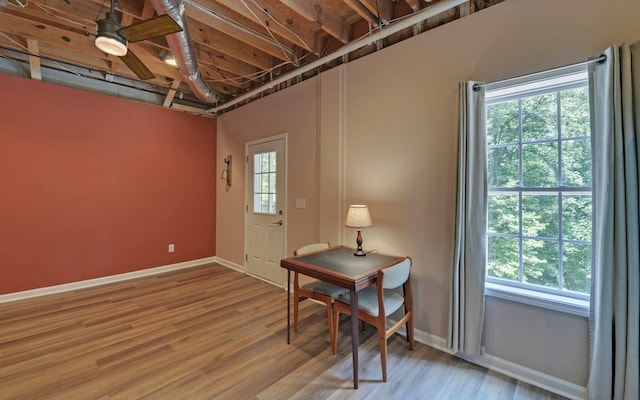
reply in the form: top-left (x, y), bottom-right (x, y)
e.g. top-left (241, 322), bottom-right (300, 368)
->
top-left (272, 220), bottom-right (283, 226)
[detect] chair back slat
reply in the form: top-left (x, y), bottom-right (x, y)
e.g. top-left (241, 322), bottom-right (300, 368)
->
top-left (380, 257), bottom-right (411, 289)
top-left (294, 242), bottom-right (330, 256)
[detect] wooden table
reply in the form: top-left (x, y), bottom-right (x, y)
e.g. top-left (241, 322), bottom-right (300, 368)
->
top-left (280, 245), bottom-right (405, 389)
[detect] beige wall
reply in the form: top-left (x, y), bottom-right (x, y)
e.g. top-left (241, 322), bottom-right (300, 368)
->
top-left (217, 0), bottom-right (640, 389)
top-left (216, 79), bottom-right (322, 265)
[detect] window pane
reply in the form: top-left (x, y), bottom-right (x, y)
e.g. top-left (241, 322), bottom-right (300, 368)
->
top-left (561, 87), bottom-right (590, 138)
top-left (488, 194), bottom-right (519, 234)
top-left (269, 194), bottom-right (276, 214)
top-left (522, 93), bottom-right (557, 141)
top-left (522, 142), bottom-right (558, 187)
top-left (262, 194), bottom-right (270, 212)
top-left (562, 138), bottom-right (592, 187)
top-left (270, 152), bottom-right (277, 171)
top-left (563, 243), bottom-right (591, 293)
top-left (269, 172), bottom-right (276, 193)
top-left (487, 236), bottom-right (520, 281)
top-left (563, 195), bottom-right (592, 241)
top-left (522, 194), bottom-right (558, 238)
top-left (485, 70), bottom-right (591, 300)
top-left (488, 145), bottom-right (519, 187)
top-left (253, 150), bottom-right (277, 215)
top-left (487, 100), bottom-right (519, 145)
top-left (523, 239), bottom-right (559, 288)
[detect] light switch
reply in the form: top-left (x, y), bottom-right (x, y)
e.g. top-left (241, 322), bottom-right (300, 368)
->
top-left (295, 198), bottom-right (306, 209)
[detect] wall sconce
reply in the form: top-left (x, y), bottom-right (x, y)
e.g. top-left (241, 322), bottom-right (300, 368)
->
top-left (221, 155), bottom-right (231, 188)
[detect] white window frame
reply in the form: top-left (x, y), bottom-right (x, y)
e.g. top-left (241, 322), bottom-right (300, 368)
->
top-left (484, 65), bottom-right (591, 317)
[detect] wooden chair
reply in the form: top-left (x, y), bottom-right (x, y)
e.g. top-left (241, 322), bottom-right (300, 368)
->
top-left (293, 242), bottom-right (349, 352)
top-left (331, 257), bottom-right (414, 382)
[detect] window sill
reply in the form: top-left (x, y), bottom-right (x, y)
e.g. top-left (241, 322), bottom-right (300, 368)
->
top-left (485, 282), bottom-right (589, 317)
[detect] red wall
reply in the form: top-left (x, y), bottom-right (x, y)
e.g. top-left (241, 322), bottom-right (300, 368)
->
top-left (0, 74), bottom-right (217, 294)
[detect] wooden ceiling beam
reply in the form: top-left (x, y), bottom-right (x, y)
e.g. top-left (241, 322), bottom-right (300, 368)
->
top-left (27, 38), bottom-right (42, 80)
top-left (0, 10), bottom-right (106, 59)
top-left (30, 0), bottom-right (101, 26)
top-left (280, 0), bottom-right (351, 44)
top-left (37, 41), bottom-right (115, 72)
top-left (185, 2), bottom-right (291, 62)
top-left (404, 0), bottom-right (423, 12)
top-left (163, 78), bottom-right (182, 107)
top-left (342, 0), bottom-right (378, 25)
top-left (141, 1), bottom-right (157, 20)
top-left (359, 0), bottom-right (393, 24)
top-left (33, 0), bottom-right (149, 27)
top-left (213, 0), bottom-right (321, 54)
top-left (199, 64), bottom-right (250, 93)
top-left (187, 17), bottom-right (274, 71)
top-left (190, 44), bottom-right (260, 82)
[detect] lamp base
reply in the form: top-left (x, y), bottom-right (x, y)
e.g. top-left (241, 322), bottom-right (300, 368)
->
top-left (354, 230), bottom-right (366, 256)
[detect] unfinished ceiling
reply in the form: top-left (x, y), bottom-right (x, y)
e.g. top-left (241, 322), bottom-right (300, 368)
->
top-left (0, 0), bottom-right (502, 115)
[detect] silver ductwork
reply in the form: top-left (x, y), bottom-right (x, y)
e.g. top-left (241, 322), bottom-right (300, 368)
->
top-left (149, 0), bottom-right (221, 104)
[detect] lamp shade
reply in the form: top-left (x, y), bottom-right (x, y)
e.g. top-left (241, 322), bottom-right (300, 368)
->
top-left (345, 205), bottom-right (373, 228)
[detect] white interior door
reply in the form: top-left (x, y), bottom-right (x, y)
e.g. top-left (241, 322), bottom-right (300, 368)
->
top-left (245, 135), bottom-right (286, 285)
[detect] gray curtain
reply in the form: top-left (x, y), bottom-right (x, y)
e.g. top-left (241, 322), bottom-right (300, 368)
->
top-left (588, 42), bottom-right (640, 400)
top-left (449, 81), bottom-right (487, 356)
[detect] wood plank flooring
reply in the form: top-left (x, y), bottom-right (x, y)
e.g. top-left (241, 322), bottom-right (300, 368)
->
top-left (0, 263), bottom-right (568, 399)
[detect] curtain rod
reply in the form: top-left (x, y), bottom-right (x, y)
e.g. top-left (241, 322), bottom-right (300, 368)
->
top-left (473, 54), bottom-right (607, 92)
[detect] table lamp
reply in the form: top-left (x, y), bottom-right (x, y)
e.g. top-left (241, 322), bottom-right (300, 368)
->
top-left (345, 205), bottom-right (373, 256)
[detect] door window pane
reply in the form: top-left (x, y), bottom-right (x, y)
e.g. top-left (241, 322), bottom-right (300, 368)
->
top-left (253, 151), bottom-right (277, 215)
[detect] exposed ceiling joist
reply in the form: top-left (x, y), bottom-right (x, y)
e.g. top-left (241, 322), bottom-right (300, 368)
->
top-left (0, 0), bottom-right (504, 113)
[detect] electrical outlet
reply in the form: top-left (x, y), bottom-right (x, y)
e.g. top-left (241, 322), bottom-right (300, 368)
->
top-left (168, 244), bottom-right (175, 253)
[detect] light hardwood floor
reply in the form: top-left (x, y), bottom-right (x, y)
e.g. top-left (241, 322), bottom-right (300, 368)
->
top-left (0, 264), bottom-right (568, 399)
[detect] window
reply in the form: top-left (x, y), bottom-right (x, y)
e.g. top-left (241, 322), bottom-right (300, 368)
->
top-left (485, 68), bottom-right (592, 313)
top-left (253, 151), bottom-right (277, 215)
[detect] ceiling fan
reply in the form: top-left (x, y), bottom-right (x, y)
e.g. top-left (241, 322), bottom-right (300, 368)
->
top-left (94, 0), bottom-right (183, 80)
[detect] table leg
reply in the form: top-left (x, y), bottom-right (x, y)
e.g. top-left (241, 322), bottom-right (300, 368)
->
top-left (350, 289), bottom-right (359, 389)
top-left (287, 269), bottom-right (291, 344)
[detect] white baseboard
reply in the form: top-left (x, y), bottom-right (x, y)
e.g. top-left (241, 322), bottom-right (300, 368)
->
top-left (0, 256), bottom-right (217, 303)
top-left (390, 324), bottom-right (586, 400)
top-left (212, 256), bottom-right (245, 273)
top-left (215, 257), bottom-right (286, 289)
top-left (466, 352), bottom-right (587, 400)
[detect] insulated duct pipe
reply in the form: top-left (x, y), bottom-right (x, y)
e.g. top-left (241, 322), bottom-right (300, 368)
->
top-left (149, 0), bottom-right (222, 104)
top-left (208, 0), bottom-right (468, 114)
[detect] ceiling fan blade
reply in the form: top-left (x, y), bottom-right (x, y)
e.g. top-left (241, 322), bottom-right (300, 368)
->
top-left (118, 14), bottom-right (182, 43)
top-left (120, 50), bottom-right (155, 80)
